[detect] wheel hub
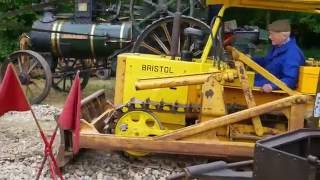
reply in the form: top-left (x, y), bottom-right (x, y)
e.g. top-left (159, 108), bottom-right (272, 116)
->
top-left (158, 5), bottom-right (168, 12)
top-left (18, 72), bottom-right (31, 85)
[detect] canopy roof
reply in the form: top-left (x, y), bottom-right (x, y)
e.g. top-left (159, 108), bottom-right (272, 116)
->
top-left (206, 0), bottom-right (320, 13)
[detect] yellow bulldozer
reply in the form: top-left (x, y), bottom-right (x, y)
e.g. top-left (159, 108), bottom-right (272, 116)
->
top-left (57, 0), bottom-right (320, 165)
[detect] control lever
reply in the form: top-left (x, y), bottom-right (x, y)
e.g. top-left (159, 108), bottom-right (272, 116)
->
top-left (170, 0), bottom-right (182, 60)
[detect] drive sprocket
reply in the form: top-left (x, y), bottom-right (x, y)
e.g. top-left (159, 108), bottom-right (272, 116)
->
top-left (112, 110), bottom-right (165, 156)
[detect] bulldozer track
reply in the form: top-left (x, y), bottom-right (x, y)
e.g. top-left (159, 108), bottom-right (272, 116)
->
top-left (104, 98), bottom-right (201, 134)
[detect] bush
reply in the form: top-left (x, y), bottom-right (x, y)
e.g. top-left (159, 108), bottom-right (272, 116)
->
top-left (0, 0), bottom-right (38, 62)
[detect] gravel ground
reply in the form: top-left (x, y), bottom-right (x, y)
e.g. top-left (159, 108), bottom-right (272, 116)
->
top-left (0, 105), bottom-right (209, 180)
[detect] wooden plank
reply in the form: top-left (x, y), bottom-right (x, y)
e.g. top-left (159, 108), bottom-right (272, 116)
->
top-left (289, 104), bottom-right (306, 131)
top-left (155, 95), bottom-right (310, 141)
top-left (91, 108), bottom-right (115, 131)
top-left (80, 134), bottom-right (254, 157)
top-left (80, 119), bottom-right (99, 134)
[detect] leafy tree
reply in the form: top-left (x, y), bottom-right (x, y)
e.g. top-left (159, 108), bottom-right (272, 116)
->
top-left (224, 7), bottom-right (320, 57)
top-left (0, 0), bottom-right (73, 62)
top-left (0, 0), bottom-right (39, 62)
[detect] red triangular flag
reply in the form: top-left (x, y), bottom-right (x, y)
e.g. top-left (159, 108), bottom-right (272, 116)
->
top-left (58, 72), bottom-right (81, 154)
top-left (0, 63), bottom-right (30, 116)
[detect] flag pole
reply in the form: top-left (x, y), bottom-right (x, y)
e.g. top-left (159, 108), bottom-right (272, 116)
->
top-left (30, 109), bottom-right (45, 133)
top-left (30, 109), bottom-right (64, 180)
top-left (15, 63), bottom-right (64, 180)
top-left (0, 63), bottom-right (64, 179)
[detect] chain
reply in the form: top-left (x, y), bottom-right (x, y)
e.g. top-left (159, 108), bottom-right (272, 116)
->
top-left (103, 98), bottom-right (201, 133)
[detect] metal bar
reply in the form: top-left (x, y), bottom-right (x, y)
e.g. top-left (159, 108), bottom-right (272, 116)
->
top-left (81, 89), bottom-right (105, 106)
top-left (235, 61), bottom-right (264, 136)
top-left (201, 6), bottom-right (226, 63)
top-left (155, 95), bottom-right (310, 141)
top-left (206, 0), bottom-right (320, 13)
top-left (170, 0), bottom-right (182, 59)
top-left (135, 72), bottom-right (216, 90)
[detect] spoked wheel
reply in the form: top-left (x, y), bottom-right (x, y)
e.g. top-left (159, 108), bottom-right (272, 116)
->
top-left (99, 0), bottom-right (132, 21)
top-left (132, 16), bottom-right (210, 58)
top-left (0, 50), bottom-right (52, 104)
top-left (52, 58), bottom-right (91, 92)
top-left (129, 0), bottom-right (195, 33)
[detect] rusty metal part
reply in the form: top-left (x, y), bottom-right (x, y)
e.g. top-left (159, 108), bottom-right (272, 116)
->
top-left (118, 98), bottom-right (200, 114)
top-left (80, 89), bottom-right (114, 131)
top-left (56, 129), bottom-right (73, 167)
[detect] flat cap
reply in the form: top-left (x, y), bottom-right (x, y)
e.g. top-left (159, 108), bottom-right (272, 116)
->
top-left (267, 19), bottom-right (291, 32)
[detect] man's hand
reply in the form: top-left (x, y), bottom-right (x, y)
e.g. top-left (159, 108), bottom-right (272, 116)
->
top-left (261, 84), bottom-right (273, 93)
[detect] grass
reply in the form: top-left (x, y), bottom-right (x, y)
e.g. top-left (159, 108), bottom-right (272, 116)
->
top-left (42, 77), bottom-right (115, 108)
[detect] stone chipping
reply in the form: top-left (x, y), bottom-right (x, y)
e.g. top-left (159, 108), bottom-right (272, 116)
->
top-left (0, 105), bottom-right (208, 180)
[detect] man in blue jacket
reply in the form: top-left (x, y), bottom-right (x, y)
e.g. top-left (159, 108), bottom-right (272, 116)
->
top-left (254, 19), bottom-right (305, 93)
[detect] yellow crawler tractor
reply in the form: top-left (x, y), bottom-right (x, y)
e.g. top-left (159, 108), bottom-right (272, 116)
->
top-left (58, 0), bottom-right (320, 165)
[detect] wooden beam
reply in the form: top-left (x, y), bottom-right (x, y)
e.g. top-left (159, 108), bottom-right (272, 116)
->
top-left (289, 104), bottom-right (306, 131)
top-left (79, 134), bottom-right (254, 157)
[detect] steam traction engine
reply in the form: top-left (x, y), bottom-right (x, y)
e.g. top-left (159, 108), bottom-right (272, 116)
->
top-left (0, 0), bottom-right (134, 104)
top-left (1, 0), bottom-right (205, 105)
